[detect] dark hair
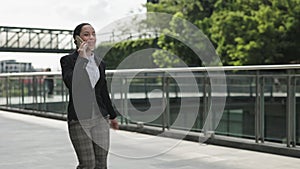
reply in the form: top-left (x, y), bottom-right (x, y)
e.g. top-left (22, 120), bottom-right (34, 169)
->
top-left (73, 23), bottom-right (91, 48)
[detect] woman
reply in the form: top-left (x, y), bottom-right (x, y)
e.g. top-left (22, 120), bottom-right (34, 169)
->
top-left (60, 23), bottom-right (119, 169)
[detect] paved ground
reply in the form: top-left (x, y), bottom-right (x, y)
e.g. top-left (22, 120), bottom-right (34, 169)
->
top-left (0, 110), bottom-right (299, 169)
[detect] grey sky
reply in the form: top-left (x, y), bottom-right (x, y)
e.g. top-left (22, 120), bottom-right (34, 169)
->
top-left (0, 0), bottom-right (146, 29)
top-left (0, 0), bottom-right (146, 70)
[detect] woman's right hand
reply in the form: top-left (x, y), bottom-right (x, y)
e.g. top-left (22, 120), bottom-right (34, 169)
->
top-left (77, 41), bottom-right (88, 58)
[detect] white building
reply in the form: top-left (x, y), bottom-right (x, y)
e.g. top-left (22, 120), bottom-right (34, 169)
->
top-left (0, 60), bottom-right (34, 73)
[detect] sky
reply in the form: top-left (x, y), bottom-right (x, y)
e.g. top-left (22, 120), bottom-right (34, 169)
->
top-left (0, 0), bottom-right (146, 71)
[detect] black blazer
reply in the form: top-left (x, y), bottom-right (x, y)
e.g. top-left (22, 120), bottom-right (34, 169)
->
top-left (60, 51), bottom-right (117, 121)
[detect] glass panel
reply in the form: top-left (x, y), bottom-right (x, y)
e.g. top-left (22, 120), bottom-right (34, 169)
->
top-left (264, 76), bottom-right (287, 143)
top-left (215, 75), bottom-right (255, 138)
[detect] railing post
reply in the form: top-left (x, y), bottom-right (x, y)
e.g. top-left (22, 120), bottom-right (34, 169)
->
top-left (161, 73), bottom-right (170, 131)
top-left (203, 75), bottom-right (208, 133)
top-left (165, 76), bottom-right (170, 130)
top-left (32, 76), bottom-right (38, 109)
top-left (255, 71), bottom-right (265, 143)
top-left (162, 75), bottom-right (166, 131)
top-left (250, 78), bottom-right (253, 97)
top-left (21, 77), bottom-right (25, 108)
top-left (43, 76), bottom-right (47, 111)
top-left (286, 70), bottom-right (296, 147)
top-left (61, 77), bottom-right (65, 101)
top-left (260, 76), bottom-right (265, 143)
top-left (38, 76), bottom-right (43, 110)
top-left (119, 78), bottom-right (124, 125)
top-left (195, 75), bottom-right (202, 130)
top-left (144, 72), bottom-right (148, 99)
top-left (207, 77), bottom-right (212, 135)
top-left (123, 78), bottom-right (129, 125)
top-left (255, 72), bottom-right (259, 143)
top-left (203, 75), bottom-right (212, 135)
top-left (5, 77), bottom-right (9, 106)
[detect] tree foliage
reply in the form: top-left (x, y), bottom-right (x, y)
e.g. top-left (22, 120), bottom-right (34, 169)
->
top-left (95, 38), bottom-right (158, 69)
top-left (96, 0), bottom-right (300, 69)
top-left (147, 0), bottom-right (300, 65)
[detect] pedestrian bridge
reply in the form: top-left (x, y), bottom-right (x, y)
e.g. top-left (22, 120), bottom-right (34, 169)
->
top-left (0, 65), bottom-right (300, 168)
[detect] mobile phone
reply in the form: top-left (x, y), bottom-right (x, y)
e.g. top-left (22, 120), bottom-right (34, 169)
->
top-left (75, 35), bottom-right (84, 47)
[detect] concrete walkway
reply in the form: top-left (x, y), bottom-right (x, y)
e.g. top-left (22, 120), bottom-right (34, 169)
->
top-left (0, 110), bottom-right (299, 169)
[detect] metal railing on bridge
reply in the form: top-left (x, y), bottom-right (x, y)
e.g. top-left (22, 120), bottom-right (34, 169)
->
top-left (0, 26), bottom-right (74, 53)
top-left (0, 26), bottom-right (157, 53)
top-left (0, 65), bottom-right (299, 149)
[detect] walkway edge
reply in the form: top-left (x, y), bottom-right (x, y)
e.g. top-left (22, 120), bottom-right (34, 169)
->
top-left (119, 125), bottom-right (300, 158)
top-left (1, 106), bottom-right (299, 158)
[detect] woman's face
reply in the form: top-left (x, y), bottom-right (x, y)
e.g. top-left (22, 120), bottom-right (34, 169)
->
top-left (79, 25), bottom-right (96, 50)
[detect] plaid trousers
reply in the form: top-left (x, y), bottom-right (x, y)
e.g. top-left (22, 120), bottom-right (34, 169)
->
top-left (68, 115), bottom-right (110, 169)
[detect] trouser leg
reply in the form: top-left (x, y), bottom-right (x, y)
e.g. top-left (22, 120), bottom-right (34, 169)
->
top-left (68, 121), bottom-right (95, 169)
top-left (91, 118), bottom-right (110, 169)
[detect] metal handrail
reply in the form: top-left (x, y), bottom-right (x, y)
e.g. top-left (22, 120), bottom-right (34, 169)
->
top-left (0, 64), bottom-right (300, 77)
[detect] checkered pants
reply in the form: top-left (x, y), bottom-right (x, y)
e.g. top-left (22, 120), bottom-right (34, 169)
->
top-left (68, 116), bottom-right (110, 169)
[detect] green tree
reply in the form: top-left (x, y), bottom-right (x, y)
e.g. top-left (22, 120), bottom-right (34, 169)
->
top-left (210, 0), bottom-right (300, 65)
top-left (148, 0), bottom-right (300, 65)
top-left (97, 0), bottom-right (300, 68)
top-left (147, 0), bottom-right (217, 67)
top-left (95, 38), bottom-right (158, 69)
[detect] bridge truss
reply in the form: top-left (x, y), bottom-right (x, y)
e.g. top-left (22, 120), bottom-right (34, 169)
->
top-left (0, 26), bottom-right (74, 53)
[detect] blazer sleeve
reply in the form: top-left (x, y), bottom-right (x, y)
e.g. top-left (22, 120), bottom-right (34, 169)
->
top-left (60, 54), bottom-right (88, 89)
top-left (60, 55), bottom-right (73, 89)
top-left (101, 62), bottom-right (117, 119)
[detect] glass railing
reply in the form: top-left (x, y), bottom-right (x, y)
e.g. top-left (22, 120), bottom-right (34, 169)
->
top-left (0, 65), bottom-right (299, 147)
top-left (0, 72), bottom-right (68, 116)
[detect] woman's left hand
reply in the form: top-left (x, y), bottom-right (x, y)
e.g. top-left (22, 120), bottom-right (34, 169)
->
top-left (110, 118), bottom-right (119, 130)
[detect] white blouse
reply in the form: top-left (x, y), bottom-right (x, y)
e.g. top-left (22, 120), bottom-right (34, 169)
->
top-left (85, 54), bottom-right (100, 88)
